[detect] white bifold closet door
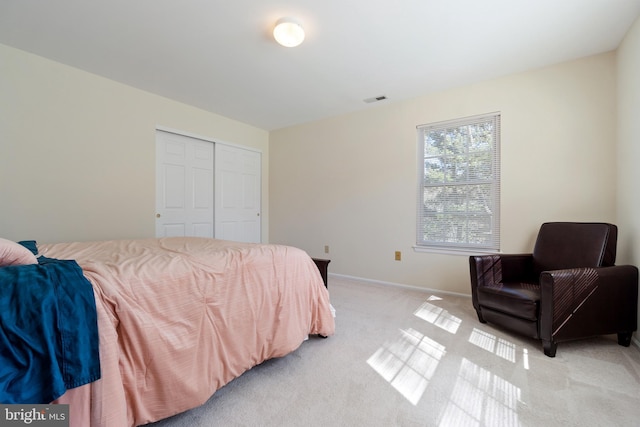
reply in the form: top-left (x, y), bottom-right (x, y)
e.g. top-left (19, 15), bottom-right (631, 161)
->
top-left (155, 130), bottom-right (261, 243)
top-left (155, 130), bottom-right (215, 238)
top-left (214, 143), bottom-right (261, 243)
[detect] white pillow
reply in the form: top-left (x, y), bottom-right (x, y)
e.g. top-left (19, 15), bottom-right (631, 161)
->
top-left (0, 238), bottom-right (38, 267)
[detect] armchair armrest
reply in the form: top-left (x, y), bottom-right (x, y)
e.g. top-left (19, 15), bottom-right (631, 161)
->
top-left (469, 254), bottom-right (534, 287)
top-left (469, 254), bottom-right (534, 310)
top-left (539, 265), bottom-right (639, 344)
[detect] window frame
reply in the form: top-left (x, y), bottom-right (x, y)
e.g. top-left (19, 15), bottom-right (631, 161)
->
top-left (415, 112), bottom-right (501, 254)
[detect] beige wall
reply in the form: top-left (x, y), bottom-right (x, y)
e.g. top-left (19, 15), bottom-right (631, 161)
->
top-left (1, 40), bottom-right (627, 298)
top-left (0, 43), bottom-right (269, 244)
top-left (270, 52), bottom-right (618, 295)
top-left (617, 16), bottom-right (640, 335)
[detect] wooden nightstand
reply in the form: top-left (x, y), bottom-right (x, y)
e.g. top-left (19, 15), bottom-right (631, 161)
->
top-left (311, 258), bottom-right (330, 288)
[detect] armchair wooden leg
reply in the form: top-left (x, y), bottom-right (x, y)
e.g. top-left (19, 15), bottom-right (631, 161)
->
top-left (542, 340), bottom-right (557, 357)
top-left (617, 332), bottom-right (633, 347)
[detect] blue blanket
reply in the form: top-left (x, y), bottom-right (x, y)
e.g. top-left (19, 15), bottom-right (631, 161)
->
top-left (0, 244), bottom-right (100, 403)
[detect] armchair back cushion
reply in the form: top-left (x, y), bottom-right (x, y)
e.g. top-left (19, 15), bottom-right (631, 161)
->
top-left (532, 222), bottom-right (617, 275)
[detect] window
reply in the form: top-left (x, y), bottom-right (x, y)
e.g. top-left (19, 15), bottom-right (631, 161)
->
top-left (416, 113), bottom-right (500, 253)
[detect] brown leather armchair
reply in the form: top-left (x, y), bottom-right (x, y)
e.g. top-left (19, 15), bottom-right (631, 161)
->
top-left (469, 222), bottom-right (638, 357)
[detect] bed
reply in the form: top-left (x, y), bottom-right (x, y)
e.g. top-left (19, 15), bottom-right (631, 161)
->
top-left (0, 237), bottom-right (335, 427)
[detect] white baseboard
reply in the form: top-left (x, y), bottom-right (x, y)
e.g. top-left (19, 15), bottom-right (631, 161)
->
top-left (328, 272), bottom-right (471, 298)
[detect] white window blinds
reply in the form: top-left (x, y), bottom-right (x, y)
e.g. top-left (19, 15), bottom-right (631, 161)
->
top-left (416, 113), bottom-right (501, 252)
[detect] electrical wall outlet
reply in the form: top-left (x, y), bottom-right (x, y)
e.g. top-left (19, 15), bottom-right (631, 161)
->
top-left (395, 251), bottom-right (401, 261)
top-left (324, 245), bottom-right (329, 254)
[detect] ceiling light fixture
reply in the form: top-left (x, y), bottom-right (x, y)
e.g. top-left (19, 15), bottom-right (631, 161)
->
top-left (273, 17), bottom-right (305, 47)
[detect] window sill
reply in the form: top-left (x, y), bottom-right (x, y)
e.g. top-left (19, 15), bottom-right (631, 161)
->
top-left (412, 246), bottom-right (500, 256)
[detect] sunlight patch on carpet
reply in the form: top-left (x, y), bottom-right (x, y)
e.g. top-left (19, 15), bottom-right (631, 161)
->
top-left (367, 328), bottom-right (445, 405)
top-left (414, 301), bottom-right (462, 334)
top-left (438, 358), bottom-right (523, 427)
top-left (469, 328), bottom-right (518, 363)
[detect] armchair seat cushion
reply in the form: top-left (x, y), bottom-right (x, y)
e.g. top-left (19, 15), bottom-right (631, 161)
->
top-left (477, 281), bottom-right (540, 321)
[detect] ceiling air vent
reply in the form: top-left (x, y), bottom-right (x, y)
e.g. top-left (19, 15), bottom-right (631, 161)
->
top-left (364, 95), bottom-right (387, 103)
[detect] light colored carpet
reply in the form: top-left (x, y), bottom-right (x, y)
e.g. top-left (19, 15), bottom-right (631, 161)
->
top-left (146, 276), bottom-right (640, 427)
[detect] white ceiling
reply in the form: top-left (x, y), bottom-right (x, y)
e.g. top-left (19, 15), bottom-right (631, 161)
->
top-left (1, 1), bottom-right (639, 131)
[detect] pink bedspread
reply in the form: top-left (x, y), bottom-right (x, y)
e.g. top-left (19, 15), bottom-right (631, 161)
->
top-left (40, 238), bottom-right (335, 427)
